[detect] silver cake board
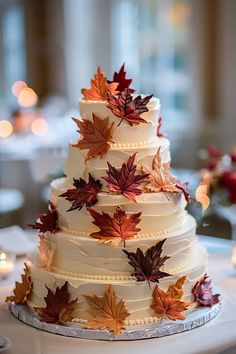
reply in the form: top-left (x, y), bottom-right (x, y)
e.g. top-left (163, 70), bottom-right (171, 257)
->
top-left (10, 301), bottom-right (221, 341)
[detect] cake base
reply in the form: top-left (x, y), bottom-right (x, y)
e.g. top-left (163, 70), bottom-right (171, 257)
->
top-left (10, 301), bottom-right (220, 341)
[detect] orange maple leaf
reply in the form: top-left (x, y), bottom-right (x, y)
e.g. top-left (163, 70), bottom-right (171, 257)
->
top-left (88, 206), bottom-right (141, 247)
top-left (34, 281), bottom-right (78, 324)
top-left (143, 147), bottom-right (180, 193)
top-left (150, 276), bottom-right (190, 321)
top-left (84, 285), bottom-right (130, 336)
top-left (73, 113), bottom-right (114, 161)
top-left (5, 263), bottom-right (32, 304)
top-left (81, 66), bottom-right (119, 101)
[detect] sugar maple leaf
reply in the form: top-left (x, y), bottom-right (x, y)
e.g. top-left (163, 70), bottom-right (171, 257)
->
top-left (123, 239), bottom-right (171, 285)
top-left (192, 274), bottom-right (220, 306)
top-left (107, 89), bottom-right (153, 126)
top-left (167, 276), bottom-right (186, 299)
top-left (72, 114), bottom-right (114, 161)
top-left (150, 277), bottom-right (190, 321)
top-left (5, 263), bottom-right (32, 304)
top-left (157, 117), bottom-right (166, 138)
top-left (108, 63), bottom-right (135, 93)
top-left (88, 206), bottom-right (141, 247)
top-left (34, 281), bottom-right (78, 324)
top-left (175, 182), bottom-right (191, 203)
top-left (81, 66), bottom-right (119, 101)
top-left (28, 201), bottom-right (59, 234)
top-left (143, 147), bottom-right (180, 194)
top-left (60, 173), bottom-right (102, 211)
top-left (102, 153), bottom-right (149, 202)
top-left (84, 285), bottom-right (130, 336)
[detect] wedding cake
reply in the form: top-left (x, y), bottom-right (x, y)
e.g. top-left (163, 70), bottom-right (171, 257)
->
top-left (7, 65), bottom-right (220, 336)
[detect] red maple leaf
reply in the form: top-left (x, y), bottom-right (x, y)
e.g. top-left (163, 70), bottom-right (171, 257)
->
top-left (88, 207), bottom-right (141, 247)
top-left (123, 239), bottom-right (171, 285)
top-left (108, 63), bottom-right (135, 93)
top-left (28, 202), bottom-right (59, 234)
top-left (34, 281), bottom-right (78, 324)
top-left (192, 274), bottom-right (220, 306)
top-left (59, 174), bottom-right (102, 211)
top-left (156, 117), bottom-right (166, 138)
top-left (102, 153), bottom-right (149, 202)
top-left (175, 182), bottom-right (191, 203)
top-left (107, 89), bottom-right (153, 126)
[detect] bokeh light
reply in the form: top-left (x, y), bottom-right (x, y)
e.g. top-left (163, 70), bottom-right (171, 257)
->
top-left (18, 87), bottom-right (38, 107)
top-left (31, 118), bottom-right (48, 136)
top-left (0, 120), bottom-right (13, 138)
top-left (195, 183), bottom-right (210, 212)
top-left (11, 81), bottom-right (28, 97)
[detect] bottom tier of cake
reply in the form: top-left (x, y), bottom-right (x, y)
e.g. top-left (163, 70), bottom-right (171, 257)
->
top-left (26, 243), bottom-right (207, 326)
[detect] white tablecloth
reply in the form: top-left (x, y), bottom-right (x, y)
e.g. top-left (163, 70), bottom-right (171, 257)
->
top-left (1, 236), bottom-right (236, 354)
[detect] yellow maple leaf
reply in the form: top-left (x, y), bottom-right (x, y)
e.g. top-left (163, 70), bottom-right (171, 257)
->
top-left (81, 66), bottom-right (119, 101)
top-left (84, 285), bottom-right (130, 335)
top-left (5, 263), bottom-right (32, 304)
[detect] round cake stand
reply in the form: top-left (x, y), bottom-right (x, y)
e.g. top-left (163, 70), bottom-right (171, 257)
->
top-left (10, 302), bottom-right (220, 341)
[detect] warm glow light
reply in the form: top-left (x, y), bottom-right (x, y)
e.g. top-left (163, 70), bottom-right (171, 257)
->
top-left (11, 81), bottom-right (27, 97)
top-left (195, 182), bottom-right (210, 212)
top-left (0, 120), bottom-right (13, 138)
top-left (31, 118), bottom-right (48, 136)
top-left (18, 87), bottom-right (38, 107)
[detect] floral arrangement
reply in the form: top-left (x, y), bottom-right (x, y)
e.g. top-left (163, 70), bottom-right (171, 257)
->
top-left (200, 146), bottom-right (236, 205)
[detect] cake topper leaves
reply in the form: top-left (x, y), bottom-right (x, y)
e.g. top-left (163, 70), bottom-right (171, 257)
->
top-left (81, 66), bottom-right (119, 101)
top-left (107, 89), bottom-right (153, 126)
top-left (108, 63), bottom-right (135, 93)
top-left (123, 239), bottom-right (171, 285)
top-left (5, 263), bottom-right (32, 304)
top-left (143, 147), bottom-right (180, 194)
top-left (157, 117), bottom-right (166, 138)
top-left (167, 276), bottom-right (187, 299)
top-left (72, 114), bottom-right (114, 161)
top-left (38, 234), bottom-right (56, 270)
top-left (88, 206), bottom-right (141, 247)
top-left (150, 277), bottom-right (190, 321)
top-left (28, 201), bottom-right (59, 234)
top-left (34, 281), bottom-right (78, 324)
top-left (84, 285), bottom-right (130, 336)
top-left (192, 274), bottom-right (220, 306)
top-left (60, 173), bottom-right (102, 211)
top-left (102, 153), bottom-right (149, 202)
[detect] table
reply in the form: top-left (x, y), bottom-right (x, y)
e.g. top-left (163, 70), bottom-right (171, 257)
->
top-left (1, 236), bottom-right (236, 354)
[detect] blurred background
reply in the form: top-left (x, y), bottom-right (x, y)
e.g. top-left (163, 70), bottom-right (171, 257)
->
top-left (0, 0), bottom-right (236, 238)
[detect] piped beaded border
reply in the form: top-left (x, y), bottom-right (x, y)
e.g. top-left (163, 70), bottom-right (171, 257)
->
top-left (109, 139), bottom-right (166, 150)
top-left (72, 302), bottom-right (198, 326)
top-left (50, 260), bottom-right (189, 281)
top-left (59, 223), bottom-right (182, 240)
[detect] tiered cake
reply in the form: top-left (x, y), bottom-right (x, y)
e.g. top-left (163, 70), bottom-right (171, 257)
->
top-left (7, 65), bottom-right (220, 336)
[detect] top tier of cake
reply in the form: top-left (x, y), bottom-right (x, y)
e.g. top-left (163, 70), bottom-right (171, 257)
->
top-left (79, 97), bottom-right (161, 145)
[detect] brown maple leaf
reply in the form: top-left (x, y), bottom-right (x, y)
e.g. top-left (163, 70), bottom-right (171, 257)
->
top-left (28, 201), bottom-right (59, 234)
top-left (108, 63), bottom-right (135, 93)
top-left (60, 173), bottom-right (102, 211)
top-left (123, 239), bottom-right (171, 285)
top-left (157, 117), bottom-right (166, 137)
top-left (81, 66), bottom-right (119, 101)
top-left (84, 285), bottom-right (130, 336)
top-left (167, 276), bottom-right (187, 299)
top-left (150, 277), bottom-right (190, 321)
top-left (34, 281), bottom-right (78, 324)
top-left (5, 263), bottom-right (32, 304)
top-left (102, 153), bottom-right (149, 202)
top-left (107, 89), bottom-right (153, 126)
top-left (143, 147), bottom-right (180, 194)
top-left (88, 206), bottom-right (141, 247)
top-left (73, 114), bottom-right (114, 161)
